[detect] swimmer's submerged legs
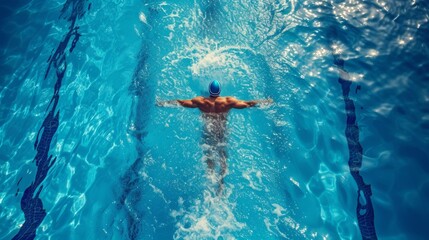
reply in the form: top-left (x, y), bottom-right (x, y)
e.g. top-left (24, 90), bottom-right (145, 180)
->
top-left (206, 156), bottom-right (215, 175)
top-left (202, 143), bottom-right (228, 196)
top-left (217, 146), bottom-right (227, 195)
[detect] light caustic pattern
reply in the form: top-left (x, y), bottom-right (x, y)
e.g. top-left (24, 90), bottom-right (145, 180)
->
top-left (1, 0), bottom-right (428, 239)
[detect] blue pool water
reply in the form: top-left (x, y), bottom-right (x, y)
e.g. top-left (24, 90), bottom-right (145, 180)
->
top-left (1, 0), bottom-right (428, 239)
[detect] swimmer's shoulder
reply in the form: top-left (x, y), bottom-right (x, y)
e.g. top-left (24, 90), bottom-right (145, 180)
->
top-left (193, 96), bottom-right (205, 101)
top-left (225, 96), bottom-right (238, 102)
top-left (188, 96), bottom-right (204, 106)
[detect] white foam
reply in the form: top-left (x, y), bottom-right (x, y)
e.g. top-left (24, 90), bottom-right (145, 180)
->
top-left (172, 189), bottom-right (245, 240)
top-left (189, 45), bottom-right (256, 79)
top-left (242, 168), bottom-right (266, 191)
top-left (290, 177), bottom-right (300, 187)
top-left (264, 203), bottom-right (311, 239)
top-left (139, 12), bottom-right (147, 24)
top-left (272, 203), bottom-right (286, 217)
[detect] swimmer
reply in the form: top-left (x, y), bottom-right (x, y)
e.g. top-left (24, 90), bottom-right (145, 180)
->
top-left (157, 80), bottom-right (273, 194)
top-left (156, 80), bottom-right (272, 111)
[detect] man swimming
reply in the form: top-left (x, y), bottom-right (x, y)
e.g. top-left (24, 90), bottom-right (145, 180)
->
top-left (157, 80), bottom-right (272, 194)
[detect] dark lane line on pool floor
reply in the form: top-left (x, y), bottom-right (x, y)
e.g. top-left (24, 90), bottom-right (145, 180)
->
top-left (13, 1), bottom-right (90, 239)
top-left (335, 55), bottom-right (377, 240)
top-left (328, 28), bottom-right (378, 239)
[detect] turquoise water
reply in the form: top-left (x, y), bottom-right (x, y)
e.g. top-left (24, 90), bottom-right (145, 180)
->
top-left (1, 0), bottom-right (428, 239)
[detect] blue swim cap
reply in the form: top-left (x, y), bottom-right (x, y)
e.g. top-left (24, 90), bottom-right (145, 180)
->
top-left (209, 80), bottom-right (221, 97)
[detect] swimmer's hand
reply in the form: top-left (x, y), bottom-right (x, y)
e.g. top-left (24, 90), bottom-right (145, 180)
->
top-left (156, 99), bottom-right (179, 107)
top-left (260, 98), bottom-right (273, 104)
top-left (257, 98), bottom-right (274, 106)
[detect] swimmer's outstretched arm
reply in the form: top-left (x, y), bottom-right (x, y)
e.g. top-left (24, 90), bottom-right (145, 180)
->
top-left (156, 99), bottom-right (180, 107)
top-left (177, 99), bottom-right (198, 108)
top-left (229, 97), bottom-right (273, 109)
top-left (254, 98), bottom-right (274, 105)
top-left (156, 98), bottom-right (198, 108)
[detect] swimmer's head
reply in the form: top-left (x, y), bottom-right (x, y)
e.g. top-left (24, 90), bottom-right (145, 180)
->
top-left (209, 80), bottom-right (221, 97)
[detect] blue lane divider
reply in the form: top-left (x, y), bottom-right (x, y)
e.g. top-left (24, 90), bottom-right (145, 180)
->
top-left (13, 1), bottom-right (90, 239)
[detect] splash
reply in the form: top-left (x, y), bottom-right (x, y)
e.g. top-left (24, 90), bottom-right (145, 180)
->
top-left (172, 189), bottom-right (245, 240)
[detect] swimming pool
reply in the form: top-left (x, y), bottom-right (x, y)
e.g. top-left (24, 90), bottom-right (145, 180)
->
top-left (1, 0), bottom-right (428, 239)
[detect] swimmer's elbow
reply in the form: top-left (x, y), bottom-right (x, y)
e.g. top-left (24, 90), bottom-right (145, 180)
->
top-left (232, 101), bottom-right (255, 109)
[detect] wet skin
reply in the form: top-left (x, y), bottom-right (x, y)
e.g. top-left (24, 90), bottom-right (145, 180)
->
top-left (176, 96), bottom-right (258, 113)
top-left (158, 96), bottom-right (271, 194)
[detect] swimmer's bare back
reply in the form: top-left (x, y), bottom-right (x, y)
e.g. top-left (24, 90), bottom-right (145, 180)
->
top-left (157, 96), bottom-right (273, 113)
